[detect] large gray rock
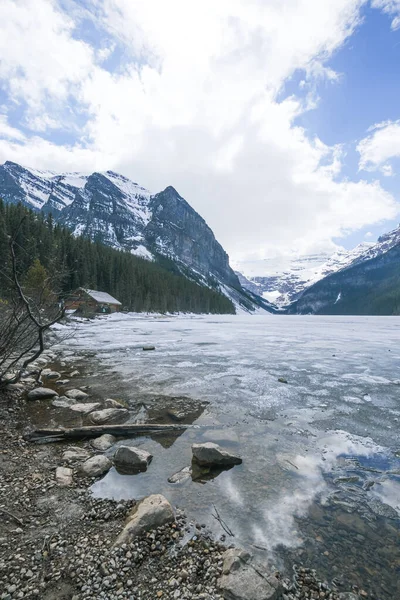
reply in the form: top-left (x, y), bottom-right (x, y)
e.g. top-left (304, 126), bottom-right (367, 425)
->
top-left (69, 402), bottom-right (101, 415)
top-left (65, 388), bottom-right (89, 400)
top-left (27, 387), bottom-right (59, 400)
top-left (81, 455), bottom-right (112, 477)
top-left (218, 548), bottom-right (282, 600)
top-left (89, 408), bottom-right (129, 425)
top-left (115, 494), bottom-right (174, 545)
top-left (55, 466), bottom-right (73, 487)
top-left (114, 445), bottom-right (152, 472)
top-left (192, 442), bottom-right (242, 467)
top-left (91, 434), bottom-right (116, 451)
top-left (62, 447), bottom-right (91, 463)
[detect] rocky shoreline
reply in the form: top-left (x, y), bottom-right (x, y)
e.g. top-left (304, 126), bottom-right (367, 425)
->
top-left (0, 345), bottom-right (368, 600)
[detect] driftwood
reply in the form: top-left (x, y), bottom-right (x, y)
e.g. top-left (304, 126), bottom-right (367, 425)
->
top-left (25, 423), bottom-right (191, 443)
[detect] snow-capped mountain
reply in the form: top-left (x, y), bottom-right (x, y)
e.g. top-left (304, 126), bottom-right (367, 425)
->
top-left (0, 161), bottom-right (270, 313)
top-left (235, 229), bottom-right (400, 307)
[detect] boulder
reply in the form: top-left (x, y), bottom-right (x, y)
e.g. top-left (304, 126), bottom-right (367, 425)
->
top-left (62, 447), bottom-right (91, 462)
top-left (104, 398), bottom-right (126, 409)
top-left (69, 402), bottom-right (101, 415)
top-left (65, 389), bottom-right (88, 400)
top-left (91, 434), bottom-right (116, 451)
top-left (143, 345), bottom-right (155, 351)
top-left (56, 379), bottom-right (70, 385)
top-left (115, 494), bottom-right (174, 545)
top-left (56, 467), bottom-right (73, 487)
top-left (52, 396), bottom-right (77, 409)
top-left (218, 548), bottom-right (282, 600)
top-left (168, 466), bottom-right (192, 484)
top-left (192, 442), bottom-right (242, 467)
top-left (81, 455), bottom-right (112, 477)
top-left (114, 445), bottom-right (153, 473)
top-left (27, 387), bottom-right (59, 400)
top-left (89, 408), bottom-right (129, 425)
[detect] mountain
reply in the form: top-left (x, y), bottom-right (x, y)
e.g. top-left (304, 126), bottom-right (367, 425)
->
top-left (0, 161), bottom-right (270, 313)
top-left (235, 228), bottom-right (400, 307)
top-left (288, 241), bottom-right (400, 315)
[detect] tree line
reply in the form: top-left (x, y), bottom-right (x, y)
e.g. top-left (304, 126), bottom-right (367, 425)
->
top-left (0, 200), bottom-right (235, 315)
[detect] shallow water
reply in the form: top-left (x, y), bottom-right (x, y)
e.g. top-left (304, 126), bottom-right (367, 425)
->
top-left (56, 314), bottom-right (400, 598)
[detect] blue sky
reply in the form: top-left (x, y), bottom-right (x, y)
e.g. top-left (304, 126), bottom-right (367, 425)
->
top-left (0, 1), bottom-right (400, 263)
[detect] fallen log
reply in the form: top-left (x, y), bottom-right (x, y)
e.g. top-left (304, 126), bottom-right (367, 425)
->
top-left (25, 423), bottom-right (192, 443)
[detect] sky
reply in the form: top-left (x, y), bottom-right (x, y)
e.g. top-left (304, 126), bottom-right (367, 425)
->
top-left (1, 0), bottom-right (400, 267)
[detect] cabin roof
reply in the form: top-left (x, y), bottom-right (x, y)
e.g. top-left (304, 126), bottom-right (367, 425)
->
top-left (81, 288), bottom-right (122, 306)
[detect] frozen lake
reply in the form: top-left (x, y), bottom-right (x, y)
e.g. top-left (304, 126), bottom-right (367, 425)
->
top-left (59, 314), bottom-right (400, 598)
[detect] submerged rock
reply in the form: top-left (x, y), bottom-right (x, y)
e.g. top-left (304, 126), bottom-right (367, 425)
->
top-left (65, 388), bottom-right (89, 400)
top-left (27, 387), bottom-right (58, 400)
top-left (192, 442), bottom-right (242, 467)
top-left (91, 434), bottom-right (116, 451)
top-left (115, 494), bottom-right (174, 545)
top-left (55, 466), bottom-right (73, 487)
top-left (89, 408), bottom-right (129, 424)
top-left (114, 445), bottom-right (152, 473)
top-left (168, 466), bottom-right (192, 484)
top-left (81, 455), bottom-right (112, 477)
top-left (218, 548), bottom-right (282, 600)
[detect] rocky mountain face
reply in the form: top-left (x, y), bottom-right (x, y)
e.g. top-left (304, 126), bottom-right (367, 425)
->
top-left (288, 242), bottom-right (400, 315)
top-left (0, 161), bottom-right (267, 312)
top-left (235, 228), bottom-right (400, 308)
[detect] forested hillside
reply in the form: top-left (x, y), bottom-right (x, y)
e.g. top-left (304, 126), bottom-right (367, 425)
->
top-left (0, 201), bottom-right (235, 314)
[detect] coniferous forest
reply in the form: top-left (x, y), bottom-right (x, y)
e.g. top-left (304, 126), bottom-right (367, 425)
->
top-left (0, 200), bottom-right (235, 314)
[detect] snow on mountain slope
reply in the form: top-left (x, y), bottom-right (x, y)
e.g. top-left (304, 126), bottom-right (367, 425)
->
top-left (0, 160), bottom-right (273, 314)
top-left (235, 229), bottom-right (400, 307)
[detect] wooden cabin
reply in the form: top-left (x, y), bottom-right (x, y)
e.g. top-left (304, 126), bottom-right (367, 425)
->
top-left (66, 288), bottom-right (122, 314)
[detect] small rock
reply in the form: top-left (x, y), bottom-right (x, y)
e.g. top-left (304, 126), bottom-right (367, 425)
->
top-left (89, 408), bottom-right (129, 425)
top-left (27, 387), bottom-right (59, 400)
top-left (81, 455), bottom-right (112, 477)
top-left (114, 445), bottom-right (153, 473)
top-left (168, 466), bottom-right (192, 484)
top-left (192, 442), bottom-right (242, 467)
top-left (68, 402), bottom-right (101, 415)
top-left (278, 377), bottom-right (288, 384)
top-left (65, 388), bottom-right (89, 400)
top-left (62, 447), bottom-right (91, 462)
top-left (104, 398), bottom-right (126, 409)
top-left (44, 371), bottom-right (61, 380)
top-left (219, 548), bottom-right (282, 600)
top-left (91, 434), bottom-right (117, 451)
top-left (52, 396), bottom-right (77, 408)
top-left (55, 466), bottom-right (73, 487)
top-left (115, 494), bottom-right (174, 545)
top-left (143, 345), bottom-right (156, 351)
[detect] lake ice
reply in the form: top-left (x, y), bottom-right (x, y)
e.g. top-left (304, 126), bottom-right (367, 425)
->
top-left (59, 314), bottom-right (400, 597)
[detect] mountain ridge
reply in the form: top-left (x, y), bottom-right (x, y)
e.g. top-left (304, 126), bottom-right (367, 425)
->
top-left (0, 160), bottom-right (273, 314)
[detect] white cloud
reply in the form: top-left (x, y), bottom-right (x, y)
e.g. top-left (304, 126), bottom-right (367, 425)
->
top-left (0, 0), bottom-right (398, 262)
top-left (371, 0), bottom-right (400, 29)
top-left (0, 115), bottom-right (26, 141)
top-left (358, 120), bottom-right (400, 172)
